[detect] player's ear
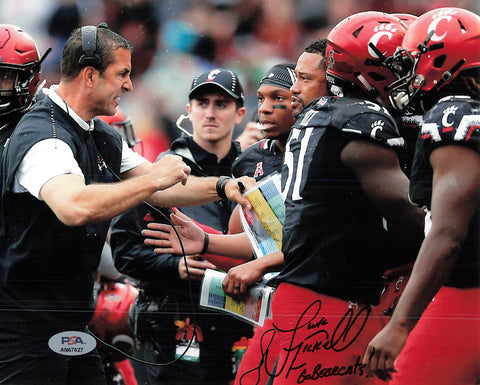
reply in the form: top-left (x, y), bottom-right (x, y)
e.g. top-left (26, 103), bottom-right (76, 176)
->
top-left (186, 103), bottom-right (192, 119)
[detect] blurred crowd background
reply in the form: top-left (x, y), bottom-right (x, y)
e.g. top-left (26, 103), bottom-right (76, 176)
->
top-left (2, 0), bottom-right (478, 160)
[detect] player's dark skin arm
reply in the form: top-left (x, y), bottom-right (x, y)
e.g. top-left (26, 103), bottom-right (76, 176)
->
top-left (341, 139), bottom-right (425, 248)
top-left (223, 251), bottom-right (284, 301)
top-left (362, 145), bottom-right (480, 381)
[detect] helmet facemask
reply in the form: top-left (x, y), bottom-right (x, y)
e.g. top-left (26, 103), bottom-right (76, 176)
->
top-left (0, 61), bottom-right (42, 120)
top-left (387, 47), bottom-right (425, 114)
top-left (0, 24), bottom-right (50, 125)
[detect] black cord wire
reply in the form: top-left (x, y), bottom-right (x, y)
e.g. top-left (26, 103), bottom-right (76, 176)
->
top-left (90, 134), bottom-right (199, 366)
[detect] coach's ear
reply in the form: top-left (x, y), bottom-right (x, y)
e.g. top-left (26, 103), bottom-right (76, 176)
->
top-left (83, 66), bottom-right (97, 88)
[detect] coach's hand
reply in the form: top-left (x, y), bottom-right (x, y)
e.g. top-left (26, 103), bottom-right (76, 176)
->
top-left (150, 154), bottom-right (191, 189)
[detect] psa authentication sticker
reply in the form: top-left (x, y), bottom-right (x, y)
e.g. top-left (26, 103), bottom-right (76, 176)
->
top-left (48, 331), bottom-right (97, 356)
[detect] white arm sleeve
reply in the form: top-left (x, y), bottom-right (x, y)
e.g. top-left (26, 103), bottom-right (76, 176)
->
top-left (16, 139), bottom-right (146, 200)
top-left (120, 140), bottom-right (146, 173)
top-left (15, 138), bottom-right (84, 200)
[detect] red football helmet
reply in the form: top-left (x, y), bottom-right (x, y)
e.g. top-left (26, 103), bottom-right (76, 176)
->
top-left (0, 25), bottom-right (44, 120)
top-left (389, 8), bottom-right (480, 112)
top-left (393, 13), bottom-right (418, 27)
top-left (89, 281), bottom-right (139, 359)
top-left (326, 11), bottom-right (408, 107)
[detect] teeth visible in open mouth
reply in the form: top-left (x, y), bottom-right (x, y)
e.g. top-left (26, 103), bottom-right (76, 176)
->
top-left (257, 123), bottom-right (273, 131)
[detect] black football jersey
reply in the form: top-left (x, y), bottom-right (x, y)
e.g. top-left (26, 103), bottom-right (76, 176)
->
top-left (231, 138), bottom-right (284, 180)
top-left (275, 96), bottom-right (406, 305)
top-left (410, 95), bottom-right (480, 288)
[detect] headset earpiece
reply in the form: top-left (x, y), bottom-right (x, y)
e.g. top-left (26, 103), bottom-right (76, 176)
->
top-left (78, 22), bottom-right (108, 68)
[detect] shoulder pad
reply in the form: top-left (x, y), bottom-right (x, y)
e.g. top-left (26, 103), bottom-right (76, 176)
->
top-left (294, 96), bottom-right (405, 149)
top-left (420, 97), bottom-right (480, 146)
top-left (293, 96), bottom-right (333, 130)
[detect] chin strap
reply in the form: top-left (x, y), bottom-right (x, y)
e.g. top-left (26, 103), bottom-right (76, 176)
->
top-left (355, 73), bottom-right (385, 106)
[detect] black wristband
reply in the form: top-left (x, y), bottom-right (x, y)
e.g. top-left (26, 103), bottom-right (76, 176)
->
top-left (216, 176), bottom-right (232, 200)
top-left (200, 232), bottom-right (209, 255)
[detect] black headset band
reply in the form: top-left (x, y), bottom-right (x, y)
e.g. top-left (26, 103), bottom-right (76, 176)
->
top-left (81, 26), bottom-right (97, 56)
top-left (78, 23), bottom-right (108, 68)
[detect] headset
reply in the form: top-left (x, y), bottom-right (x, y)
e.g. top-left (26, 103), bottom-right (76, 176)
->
top-left (78, 22), bottom-right (108, 68)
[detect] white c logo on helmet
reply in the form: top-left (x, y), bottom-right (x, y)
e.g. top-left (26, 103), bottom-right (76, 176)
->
top-left (368, 31), bottom-right (393, 58)
top-left (428, 9), bottom-right (458, 42)
top-left (368, 24), bottom-right (398, 59)
top-left (428, 16), bottom-right (451, 41)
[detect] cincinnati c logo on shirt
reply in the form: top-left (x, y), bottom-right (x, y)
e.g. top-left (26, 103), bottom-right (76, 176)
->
top-left (442, 105), bottom-right (458, 128)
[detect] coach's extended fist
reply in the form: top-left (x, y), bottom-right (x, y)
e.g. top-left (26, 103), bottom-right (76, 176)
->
top-left (151, 154), bottom-right (191, 189)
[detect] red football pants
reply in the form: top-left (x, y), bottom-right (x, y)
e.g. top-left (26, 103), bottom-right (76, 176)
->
top-left (234, 318), bottom-right (280, 385)
top-left (269, 283), bottom-right (384, 385)
top-left (391, 286), bottom-right (480, 385)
